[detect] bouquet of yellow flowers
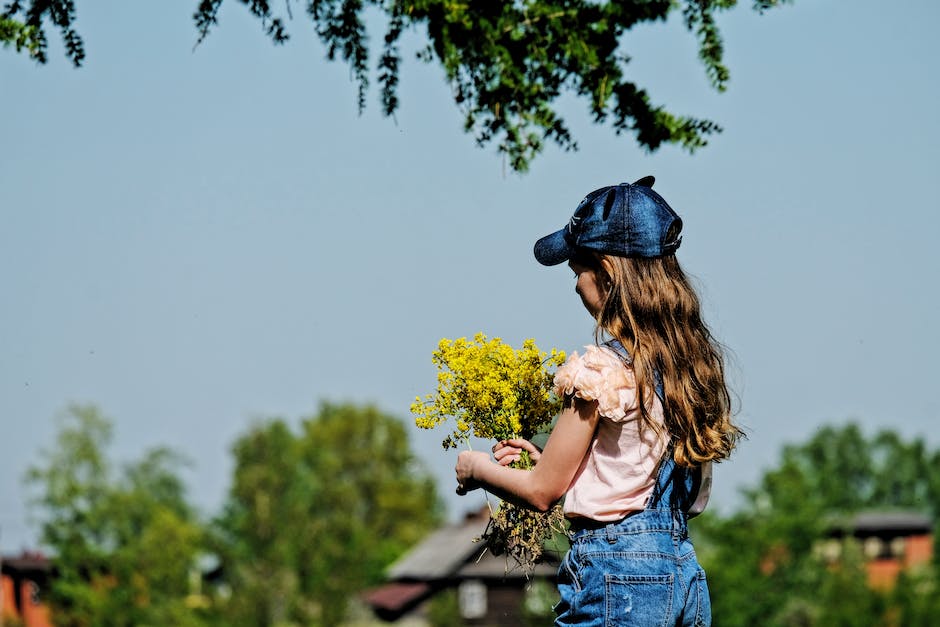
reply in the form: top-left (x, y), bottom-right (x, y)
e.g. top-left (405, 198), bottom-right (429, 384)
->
top-left (411, 333), bottom-right (567, 571)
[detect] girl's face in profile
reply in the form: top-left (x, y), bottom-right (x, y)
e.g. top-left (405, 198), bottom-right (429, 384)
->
top-left (568, 259), bottom-right (607, 318)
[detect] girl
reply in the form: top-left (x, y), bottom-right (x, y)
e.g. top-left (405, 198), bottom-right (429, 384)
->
top-left (455, 176), bottom-right (742, 626)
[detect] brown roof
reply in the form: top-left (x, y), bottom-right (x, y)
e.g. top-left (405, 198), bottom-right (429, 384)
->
top-left (386, 510), bottom-right (491, 580)
top-left (363, 581), bottom-right (431, 614)
top-left (457, 548), bottom-right (558, 579)
top-left (385, 507), bottom-right (559, 582)
top-left (827, 511), bottom-right (933, 538)
top-left (850, 512), bottom-right (932, 534)
top-left (1, 551), bottom-right (51, 576)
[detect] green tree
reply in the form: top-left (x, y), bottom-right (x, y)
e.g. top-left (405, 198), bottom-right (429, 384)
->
top-left (693, 423), bottom-right (940, 627)
top-left (4, 0), bottom-right (793, 171)
top-left (889, 567), bottom-right (940, 627)
top-left (213, 401), bottom-right (442, 626)
top-left (0, 15), bottom-right (41, 58)
top-left (210, 418), bottom-right (309, 624)
top-left (25, 404), bottom-right (209, 627)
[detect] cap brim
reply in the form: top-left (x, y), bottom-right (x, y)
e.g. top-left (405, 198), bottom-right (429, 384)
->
top-left (533, 228), bottom-right (572, 266)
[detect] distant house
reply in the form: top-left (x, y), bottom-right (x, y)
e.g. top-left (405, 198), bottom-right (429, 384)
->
top-left (364, 507), bottom-right (560, 626)
top-left (820, 511), bottom-right (934, 589)
top-left (1, 551), bottom-right (53, 627)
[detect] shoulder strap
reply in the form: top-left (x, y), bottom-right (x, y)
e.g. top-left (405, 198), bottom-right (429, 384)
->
top-left (602, 339), bottom-right (710, 517)
top-left (602, 339), bottom-right (664, 404)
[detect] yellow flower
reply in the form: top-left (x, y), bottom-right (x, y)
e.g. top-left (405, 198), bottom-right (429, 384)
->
top-left (412, 334), bottom-right (565, 450)
top-left (412, 333), bottom-right (569, 574)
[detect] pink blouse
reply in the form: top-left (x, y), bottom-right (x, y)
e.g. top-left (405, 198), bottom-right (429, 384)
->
top-left (553, 345), bottom-right (669, 521)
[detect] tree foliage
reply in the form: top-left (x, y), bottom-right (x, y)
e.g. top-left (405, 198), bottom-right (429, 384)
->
top-left (211, 401), bottom-right (443, 626)
top-left (25, 404), bottom-right (208, 627)
top-left (0, 14), bottom-right (42, 58)
top-left (4, 0), bottom-right (792, 171)
top-left (24, 401), bottom-right (442, 626)
top-left (2, 1), bottom-right (82, 64)
top-left (693, 423), bottom-right (940, 627)
top-left (23, 404), bottom-right (940, 625)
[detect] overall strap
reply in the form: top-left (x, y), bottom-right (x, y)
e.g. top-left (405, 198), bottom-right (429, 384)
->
top-left (602, 339), bottom-right (708, 516)
top-left (603, 339), bottom-right (664, 400)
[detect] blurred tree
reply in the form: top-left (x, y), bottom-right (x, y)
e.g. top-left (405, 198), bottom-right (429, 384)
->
top-left (3, 0), bottom-right (793, 171)
top-left (24, 404), bottom-right (209, 627)
top-left (426, 588), bottom-right (460, 627)
top-left (213, 401), bottom-right (442, 626)
top-left (0, 14), bottom-right (41, 58)
top-left (693, 423), bottom-right (940, 627)
top-left (888, 567), bottom-right (940, 627)
top-left (210, 418), bottom-right (308, 624)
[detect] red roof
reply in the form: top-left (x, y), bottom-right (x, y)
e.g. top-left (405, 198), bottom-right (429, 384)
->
top-left (363, 581), bottom-right (432, 616)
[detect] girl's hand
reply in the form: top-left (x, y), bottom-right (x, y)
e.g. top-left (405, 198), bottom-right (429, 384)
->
top-left (493, 438), bottom-right (542, 467)
top-left (455, 450), bottom-right (490, 495)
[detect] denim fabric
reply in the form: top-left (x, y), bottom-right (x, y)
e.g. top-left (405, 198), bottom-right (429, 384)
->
top-left (553, 458), bottom-right (711, 626)
top-left (533, 178), bottom-right (683, 265)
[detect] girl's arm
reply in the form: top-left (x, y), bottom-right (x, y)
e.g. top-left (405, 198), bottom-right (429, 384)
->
top-left (455, 397), bottom-right (599, 512)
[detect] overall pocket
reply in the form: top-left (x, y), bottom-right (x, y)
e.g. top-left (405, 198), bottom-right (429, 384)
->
top-left (604, 573), bottom-right (674, 627)
top-left (553, 547), bottom-right (583, 621)
top-left (689, 567), bottom-right (711, 627)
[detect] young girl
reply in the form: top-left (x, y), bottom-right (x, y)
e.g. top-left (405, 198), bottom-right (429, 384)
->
top-left (455, 176), bottom-right (742, 626)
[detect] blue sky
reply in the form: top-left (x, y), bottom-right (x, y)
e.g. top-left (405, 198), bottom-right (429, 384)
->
top-left (2, 1), bottom-right (938, 550)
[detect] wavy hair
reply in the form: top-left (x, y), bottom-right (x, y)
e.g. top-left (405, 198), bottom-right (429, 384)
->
top-left (572, 250), bottom-right (743, 465)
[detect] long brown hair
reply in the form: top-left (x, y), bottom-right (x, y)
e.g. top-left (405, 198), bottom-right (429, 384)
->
top-left (573, 250), bottom-right (742, 465)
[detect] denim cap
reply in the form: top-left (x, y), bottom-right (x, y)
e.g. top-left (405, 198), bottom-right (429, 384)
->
top-left (533, 176), bottom-right (683, 265)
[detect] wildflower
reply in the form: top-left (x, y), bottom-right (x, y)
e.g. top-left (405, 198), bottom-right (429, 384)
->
top-left (411, 333), bottom-right (565, 449)
top-left (412, 333), bottom-right (567, 572)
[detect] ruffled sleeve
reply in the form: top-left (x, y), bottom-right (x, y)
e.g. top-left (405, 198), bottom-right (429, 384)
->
top-left (553, 345), bottom-right (638, 422)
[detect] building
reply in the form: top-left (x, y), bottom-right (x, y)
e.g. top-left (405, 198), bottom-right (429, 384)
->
top-left (365, 507), bottom-right (560, 626)
top-left (821, 511), bottom-right (934, 589)
top-left (1, 551), bottom-right (53, 627)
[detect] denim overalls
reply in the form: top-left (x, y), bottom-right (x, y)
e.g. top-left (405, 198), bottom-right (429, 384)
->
top-left (554, 341), bottom-right (711, 626)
